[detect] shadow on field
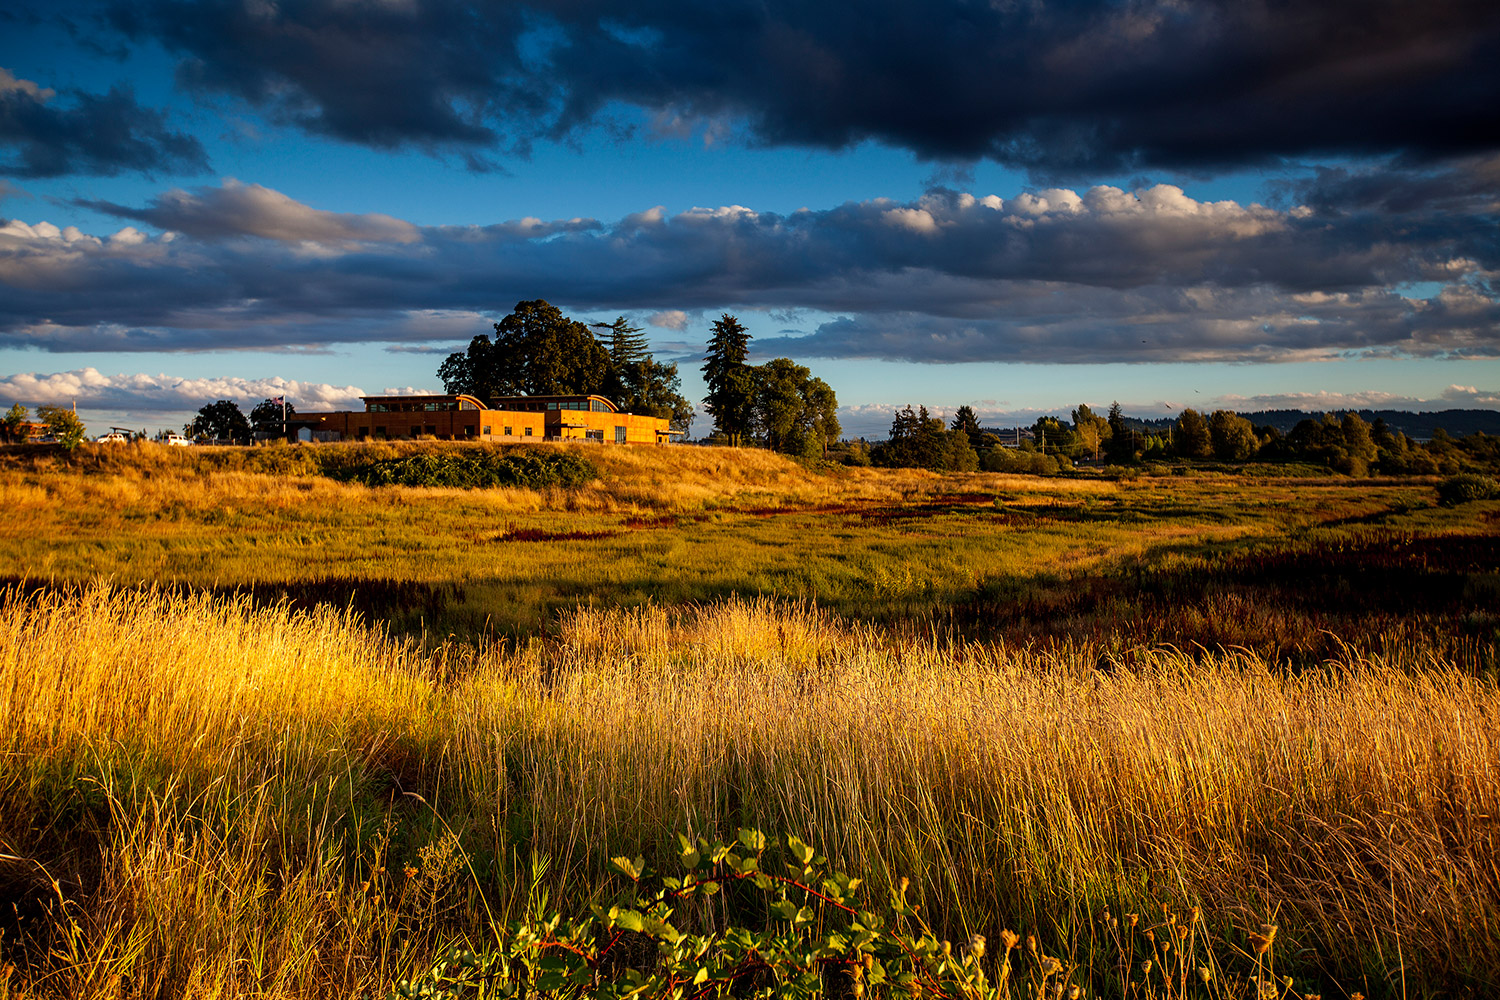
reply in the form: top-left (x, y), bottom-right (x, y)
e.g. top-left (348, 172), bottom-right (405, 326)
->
top-left (953, 533), bottom-right (1500, 666)
top-left (3, 524), bottom-right (1494, 664)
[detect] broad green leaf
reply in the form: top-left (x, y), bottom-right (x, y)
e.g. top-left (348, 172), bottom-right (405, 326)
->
top-left (737, 828), bottom-right (767, 852)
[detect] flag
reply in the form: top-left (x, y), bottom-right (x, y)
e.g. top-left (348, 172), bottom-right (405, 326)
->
top-left (271, 395), bottom-right (284, 406)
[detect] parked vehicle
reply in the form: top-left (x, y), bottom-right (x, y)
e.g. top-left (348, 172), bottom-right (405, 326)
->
top-left (96, 430), bottom-right (130, 444)
top-left (162, 432), bottom-right (192, 447)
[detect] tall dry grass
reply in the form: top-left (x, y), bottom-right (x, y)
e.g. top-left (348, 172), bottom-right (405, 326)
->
top-left (2, 585), bottom-right (1497, 996)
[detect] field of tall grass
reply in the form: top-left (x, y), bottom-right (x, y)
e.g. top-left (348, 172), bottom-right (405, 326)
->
top-left (2, 585), bottom-right (1497, 998)
top-left (1, 441), bottom-right (1497, 997)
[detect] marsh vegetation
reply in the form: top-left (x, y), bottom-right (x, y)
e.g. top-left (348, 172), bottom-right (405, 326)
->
top-left (0, 441), bottom-right (1496, 998)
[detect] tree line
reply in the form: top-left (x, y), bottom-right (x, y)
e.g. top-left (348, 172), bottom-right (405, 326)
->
top-left (438, 300), bottom-right (694, 432)
top-left (699, 315), bottom-right (840, 457)
top-left (863, 401), bottom-right (1500, 478)
top-left (439, 302), bottom-right (841, 458)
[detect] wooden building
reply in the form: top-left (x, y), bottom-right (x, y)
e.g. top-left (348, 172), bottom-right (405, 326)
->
top-left (293, 394), bottom-right (677, 444)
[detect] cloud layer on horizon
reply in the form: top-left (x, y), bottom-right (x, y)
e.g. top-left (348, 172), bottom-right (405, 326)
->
top-left (1, 168), bottom-right (1496, 364)
top-left (0, 367), bottom-right (366, 414)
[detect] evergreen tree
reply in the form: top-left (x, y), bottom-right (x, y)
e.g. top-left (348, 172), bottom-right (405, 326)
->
top-left (875, 405), bottom-right (976, 471)
top-left (951, 405), bottom-right (982, 448)
top-left (600, 317), bottom-right (651, 370)
top-left (1104, 401), bottom-right (1135, 463)
top-left (701, 314), bottom-right (755, 445)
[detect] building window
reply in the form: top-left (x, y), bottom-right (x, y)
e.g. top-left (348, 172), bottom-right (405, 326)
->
top-left (463, 426), bottom-right (475, 437)
top-left (374, 425), bottom-right (386, 438)
top-left (483, 425), bottom-right (492, 435)
top-left (524, 427), bottom-right (533, 436)
top-left (615, 426), bottom-right (627, 443)
top-left (502, 426), bottom-right (512, 436)
top-left (356, 427), bottom-right (369, 438)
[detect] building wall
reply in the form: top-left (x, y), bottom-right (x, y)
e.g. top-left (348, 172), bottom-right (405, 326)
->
top-left (544, 409), bottom-right (671, 444)
top-left (293, 404), bottom-right (672, 443)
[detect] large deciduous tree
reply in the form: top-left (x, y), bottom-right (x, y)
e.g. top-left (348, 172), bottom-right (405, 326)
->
top-left (439, 300), bottom-right (610, 398)
top-left (701, 314), bottom-right (755, 445)
top-left (1208, 410), bottom-right (1258, 461)
top-left (187, 400), bottom-right (251, 444)
top-left (250, 398), bottom-right (296, 437)
top-left (439, 304), bottom-right (693, 430)
top-left (750, 358), bottom-right (841, 458)
top-left (1174, 408), bottom-right (1213, 459)
top-left (1071, 403), bottom-right (1109, 461)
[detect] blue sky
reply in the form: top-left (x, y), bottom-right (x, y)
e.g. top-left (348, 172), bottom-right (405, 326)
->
top-left (2, 0), bottom-right (1497, 437)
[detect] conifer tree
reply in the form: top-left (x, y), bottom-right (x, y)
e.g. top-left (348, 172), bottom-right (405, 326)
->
top-left (701, 314), bottom-right (754, 445)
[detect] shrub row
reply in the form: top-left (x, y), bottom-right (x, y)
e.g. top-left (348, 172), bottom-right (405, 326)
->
top-left (332, 449), bottom-right (598, 490)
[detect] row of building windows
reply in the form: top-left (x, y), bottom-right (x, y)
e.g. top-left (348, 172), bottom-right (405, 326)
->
top-left (366, 399), bottom-right (614, 414)
top-left (365, 401), bottom-right (457, 413)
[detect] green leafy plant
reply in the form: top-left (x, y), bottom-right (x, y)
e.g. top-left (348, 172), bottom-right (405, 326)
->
top-left (36, 405), bottom-right (87, 451)
top-left (393, 829), bottom-right (1081, 999)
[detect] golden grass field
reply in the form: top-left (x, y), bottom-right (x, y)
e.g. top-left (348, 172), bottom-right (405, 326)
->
top-left (1, 441), bottom-right (1497, 998)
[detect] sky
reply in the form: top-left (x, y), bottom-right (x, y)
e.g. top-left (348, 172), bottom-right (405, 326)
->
top-left (1, 0), bottom-right (1498, 438)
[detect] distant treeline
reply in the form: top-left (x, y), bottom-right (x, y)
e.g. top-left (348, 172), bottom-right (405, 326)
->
top-left (1119, 408), bottom-right (1500, 441)
top-left (844, 402), bottom-right (1500, 478)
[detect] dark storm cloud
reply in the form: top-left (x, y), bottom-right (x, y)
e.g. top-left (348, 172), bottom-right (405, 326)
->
top-left (0, 68), bottom-right (209, 178)
top-left (1273, 155), bottom-right (1500, 215)
top-left (2, 180), bottom-right (1496, 361)
top-left (100, 0), bottom-right (1500, 172)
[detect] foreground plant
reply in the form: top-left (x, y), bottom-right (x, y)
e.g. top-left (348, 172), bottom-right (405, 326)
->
top-left (395, 830), bottom-right (1320, 1000)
